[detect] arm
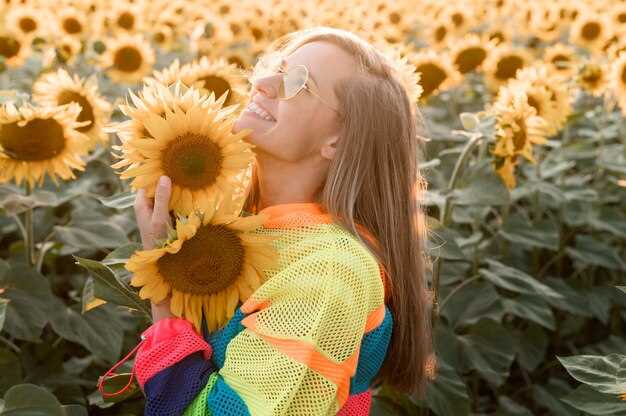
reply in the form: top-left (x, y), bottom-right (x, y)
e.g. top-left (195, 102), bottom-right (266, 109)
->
top-left (134, 232), bottom-right (386, 416)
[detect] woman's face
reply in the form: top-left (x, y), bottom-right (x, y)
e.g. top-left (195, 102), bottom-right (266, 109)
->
top-left (233, 41), bottom-right (356, 162)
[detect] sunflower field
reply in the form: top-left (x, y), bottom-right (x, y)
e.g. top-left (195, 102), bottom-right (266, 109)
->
top-left (0, 0), bottom-right (626, 414)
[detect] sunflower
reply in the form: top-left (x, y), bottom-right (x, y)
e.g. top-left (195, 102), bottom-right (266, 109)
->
top-left (4, 5), bottom-right (47, 38)
top-left (126, 194), bottom-right (278, 332)
top-left (449, 34), bottom-right (497, 74)
top-left (0, 30), bottom-right (31, 68)
top-left (409, 50), bottom-right (460, 101)
top-left (569, 11), bottom-right (611, 53)
top-left (56, 7), bottom-right (88, 38)
top-left (530, 4), bottom-right (564, 43)
top-left (151, 24), bottom-right (176, 51)
top-left (54, 35), bottom-right (83, 65)
top-left (144, 59), bottom-right (192, 88)
top-left (100, 34), bottom-right (155, 84)
top-left (377, 43), bottom-right (423, 106)
top-left (509, 65), bottom-right (572, 136)
top-left (182, 56), bottom-right (249, 109)
top-left (490, 88), bottom-right (550, 164)
top-left (611, 52), bottom-right (626, 116)
top-left (442, 4), bottom-right (475, 36)
top-left (493, 154), bottom-right (519, 189)
top-left (189, 15), bottom-right (234, 58)
top-left (32, 68), bottom-right (112, 151)
top-left (576, 61), bottom-right (608, 96)
top-left (543, 43), bottom-right (577, 79)
top-left (109, 3), bottom-right (144, 33)
top-left (111, 81), bottom-right (254, 216)
top-left (0, 102), bottom-right (89, 188)
top-left (484, 44), bottom-right (532, 91)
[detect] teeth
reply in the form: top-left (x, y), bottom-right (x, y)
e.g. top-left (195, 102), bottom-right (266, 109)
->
top-left (247, 102), bottom-right (275, 121)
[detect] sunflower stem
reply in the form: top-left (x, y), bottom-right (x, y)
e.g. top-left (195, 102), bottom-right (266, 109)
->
top-left (431, 133), bottom-right (483, 332)
top-left (23, 183), bottom-right (36, 268)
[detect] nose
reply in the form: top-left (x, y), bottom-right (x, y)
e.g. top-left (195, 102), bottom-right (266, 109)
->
top-left (251, 74), bottom-right (280, 99)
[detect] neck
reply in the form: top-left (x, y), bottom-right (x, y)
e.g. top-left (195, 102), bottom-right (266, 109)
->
top-left (255, 154), bottom-right (328, 212)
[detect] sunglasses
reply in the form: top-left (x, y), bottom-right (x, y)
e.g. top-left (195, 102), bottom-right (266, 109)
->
top-left (248, 53), bottom-right (340, 113)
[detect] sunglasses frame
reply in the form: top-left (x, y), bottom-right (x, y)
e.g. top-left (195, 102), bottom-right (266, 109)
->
top-left (249, 54), bottom-right (341, 114)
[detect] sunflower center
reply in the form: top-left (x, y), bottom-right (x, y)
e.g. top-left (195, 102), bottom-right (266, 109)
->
top-left (455, 46), bottom-right (487, 73)
top-left (113, 46), bottom-right (143, 72)
top-left (551, 54), bottom-right (569, 69)
top-left (581, 22), bottom-right (601, 41)
top-left (451, 12), bottom-right (464, 27)
top-left (527, 95), bottom-right (541, 114)
top-left (621, 66), bottom-right (626, 84)
top-left (199, 75), bottom-right (232, 104)
top-left (154, 32), bottom-right (166, 43)
top-left (162, 133), bottom-right (223, 189)
top-left (0, 36), bottom-right (20, 59)
top-left (581, 66), bottom-right (601, 85)
top-left (19, 17), bottom-right (37, 33)
top-left (228, 56), bottom-right (245, 69)
top-left (512, 118), bottom-right (527, 151)
top-left (57, 90), bottom-right (95, 133)
top-left (156, 224), bottom-right (245, 295)
top-left (389, 12), bottom-right (401, 25)
top-left (63, 17), bottom-right (83, 34)
top-left (417, 63), bottom-right (447, 97)
top-left (0, 118), bottom-right (66, 161)
top-left (250, 27), bottom-right (264, 41)
top-left (494, 55), bottom-right (524, 80)
top-left (434, 26), bottom-right (447, 42)
top-left (117, 12), bottom-right (135, 30)
top-left (619, 13), bottom-right (626, 24)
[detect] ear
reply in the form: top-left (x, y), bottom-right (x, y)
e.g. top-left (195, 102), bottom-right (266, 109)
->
top-left (320, 134), bottom-right (339, 160)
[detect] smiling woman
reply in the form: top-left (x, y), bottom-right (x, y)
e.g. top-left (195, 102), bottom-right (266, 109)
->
top-left (127, 26), bottom-right (433, 416)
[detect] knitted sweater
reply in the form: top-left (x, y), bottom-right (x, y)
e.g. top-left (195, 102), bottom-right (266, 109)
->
top-left (132, 202), bottom-right (393, 415)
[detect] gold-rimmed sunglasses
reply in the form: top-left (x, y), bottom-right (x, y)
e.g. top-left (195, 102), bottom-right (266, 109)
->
top-left (247, 53), bottom-right (340, 113)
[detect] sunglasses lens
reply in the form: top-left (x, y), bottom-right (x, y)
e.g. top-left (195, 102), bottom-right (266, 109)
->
top-left (280, 65), bottom-right (307, 99)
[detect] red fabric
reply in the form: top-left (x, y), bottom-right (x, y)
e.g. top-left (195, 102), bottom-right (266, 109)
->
top-left (134, 317), bottom-right (212, 388)
top-left (337, 390), bottom-right (372, 415)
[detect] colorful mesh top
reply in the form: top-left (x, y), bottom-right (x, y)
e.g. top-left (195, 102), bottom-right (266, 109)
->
top-left (132, 202), bottom-right (394, 415)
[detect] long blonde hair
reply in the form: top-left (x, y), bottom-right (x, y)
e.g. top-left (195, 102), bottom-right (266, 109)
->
top-left (243, 27), bottom-right (433, 397)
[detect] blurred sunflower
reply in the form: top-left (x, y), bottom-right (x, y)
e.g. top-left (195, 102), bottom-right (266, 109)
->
top-left (189, 15), bottom-right (234, 58)
top-left (109, 3), bottom-right (144, 33)
top-left (377, 43), bottom-right (423, 106)
top-left (32, 68), bottom-right (112, 151)
top-left (111, 82), bottom-right (253, 216)
top-left (543, 43), bottom-right (577, 79)
top-left (4, 5), bottom-right (47, 38)
top-left (511, 65), bottom-right (572, 136)
top-left (151, 25), bottom-right (176, 51)
top-left (144, 59), bottom-right (191, 88)
top-left (576, 61), bottom-right (608, 96)
top-left (126, 195), bottom-right (277, 332)
top-left (569, 11), bottom-right (611, 52)
top-left (101, 34), bottom-right (155, 84)
top-left (493, 154), bottom-right (519, 189)
top-left (0, 102), bottom-right (89, 188)
top-left (426, 19), bottom-right (450, 49)
top-left (0, 30), bottom-right (31, 68)
top-left (409, 50), bottom-right (460, 101)
top-left (611, 52), bottom-right (626, 115)
top-left (449, 34), bottom-right (497, 74)
top-left (442, 4), bottom-right (474, 36)
top-left (57, 7), bottom-right (88, 38)
top-left (490, 88), bottom-right (550, 165)
top-left (484, 45), bottom-right (532, 91)
top-left (182, 57), bottom-right (248, 109)
top-left (54, 35), bottom-right (83, 65)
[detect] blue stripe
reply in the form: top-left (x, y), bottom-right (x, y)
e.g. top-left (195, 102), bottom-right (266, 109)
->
top-left (207, 374), bottom-right (251, 415)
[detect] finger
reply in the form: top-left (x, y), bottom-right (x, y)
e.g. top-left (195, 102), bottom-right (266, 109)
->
top-left (134, 188), bottom-right (152, 214)
top-left (152, 176), bottom-right (172, 223)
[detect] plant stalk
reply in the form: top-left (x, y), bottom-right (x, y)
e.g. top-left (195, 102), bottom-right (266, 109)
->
top-left (23, 183), bottom-right (35, 267)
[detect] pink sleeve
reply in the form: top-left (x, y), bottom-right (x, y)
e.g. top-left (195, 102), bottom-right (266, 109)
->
top-left (134, 317), bottom-right (213, 389)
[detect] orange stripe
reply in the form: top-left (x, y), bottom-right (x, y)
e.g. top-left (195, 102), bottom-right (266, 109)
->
top-left (241, 313), bottom-right (359, 408)
top-left (240, 298), bottom-right (271, 315)
top-left (364, 304), bottom-right (386, 333)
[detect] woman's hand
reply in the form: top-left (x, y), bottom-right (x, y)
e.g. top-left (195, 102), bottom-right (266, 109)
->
top-left (134, 175), bottom-right (175, 322)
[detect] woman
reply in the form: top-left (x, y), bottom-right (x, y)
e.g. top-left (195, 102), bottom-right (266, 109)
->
top-left (130, 26), bottom-right (432, 415)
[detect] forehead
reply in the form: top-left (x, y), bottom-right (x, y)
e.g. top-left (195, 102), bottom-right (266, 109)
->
top-left (284, 41), bottom-right (356, 92)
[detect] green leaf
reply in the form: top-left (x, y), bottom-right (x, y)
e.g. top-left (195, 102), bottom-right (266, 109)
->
top-left (499, 214), bottom-right (559, 250)
top-left (533, 380), bottom-right (582, 416)
top-left (557, 354), bottom-right (626, 395)
top-left (502, 295), bottom-right (556, 330)
top-left (617, 286), bottom-right (626, 295)
top-left (425, 359), bottom-right (471, 416)
top-left (0, 186), bottom-right (63, 216)
top-left (97, 191), bottom-right (136, 210)
top-left (458, 318), bottom-right (515, 387)
top-left (587, 287), bottom-right (615, 324)
top-left (96, 373), bottom-right (141, 404)
top-left (560, 384), bottom-right (626, 415)
top-left (0, 299), bottom-right (8, 332)
top-left (0, 264), bottom-right (56, 341)
top-left (480, 259), bottom-right (564, 299)
top-left (426, 218), bottom-right (466, 260)
top-left (54, 223), bottom-right (129, 251)
top-left (0, 349), bottom-right (22, 396)
top-left (1, 383), bottom-right (64, 416)
top-left (494, 396), bottom-right (533, 415)
top-left (74, 256), bottom-right (151, 319)
top-left (81, 277), bottom-right (106, 313)
top-left (440, 281), bottom-right (504, 329)
top-left (48, 301), bottom-right (124, 364)
top-left (101, 243), bottom-right (142, 266)
top-left (566, 235), bottom-right (626, 271)
top-left (515, 323), bottom-right (548, 372)
top-left (543, 277), bottom-right (591, 316)
top-left (451, 163), bottom-right (510, 206)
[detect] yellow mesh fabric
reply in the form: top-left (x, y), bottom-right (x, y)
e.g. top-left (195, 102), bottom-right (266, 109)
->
top-left (218, 215), bottom-right (385, 416)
